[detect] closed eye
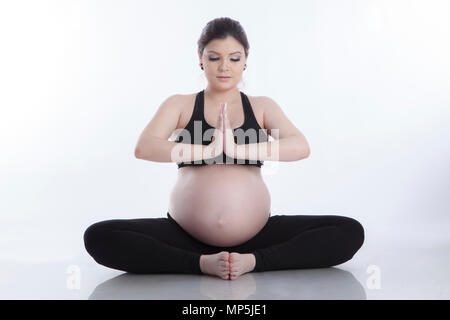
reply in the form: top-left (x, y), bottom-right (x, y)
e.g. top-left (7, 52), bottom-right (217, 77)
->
top-left (209, 57), bottom-right (240, 62)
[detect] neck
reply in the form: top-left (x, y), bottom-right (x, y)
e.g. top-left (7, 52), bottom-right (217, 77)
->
top-left (204, 86), bottom-right (241, 104)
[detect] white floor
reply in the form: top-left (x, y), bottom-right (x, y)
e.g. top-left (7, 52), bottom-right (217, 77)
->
top-left (1, 239), bottom-right (449, 300)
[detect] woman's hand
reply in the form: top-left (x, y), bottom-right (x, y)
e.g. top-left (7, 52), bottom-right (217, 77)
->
top-left (204, 106), bottom-right (224, 160)
top-left (222, 103), bottom-right (237, 158)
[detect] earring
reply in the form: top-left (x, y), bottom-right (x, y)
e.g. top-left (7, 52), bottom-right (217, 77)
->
top-left (244, 64), bottom-right (247, 70)
top-left (200, 63), bottom-right (204, 70)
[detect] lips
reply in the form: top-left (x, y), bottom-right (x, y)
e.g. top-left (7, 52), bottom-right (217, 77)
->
top-left (217, 76), bottom-right (231, 78)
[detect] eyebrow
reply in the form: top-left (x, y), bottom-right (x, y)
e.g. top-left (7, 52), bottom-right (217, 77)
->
top-left (207, 50), bottom-right (242, 55)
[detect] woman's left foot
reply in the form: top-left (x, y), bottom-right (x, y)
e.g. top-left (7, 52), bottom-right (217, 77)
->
top-left (229, 253), bottom-right (256, 280)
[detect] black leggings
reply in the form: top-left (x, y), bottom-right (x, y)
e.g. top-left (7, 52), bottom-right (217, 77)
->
top-left (83, 212), bottom-right (364, 274)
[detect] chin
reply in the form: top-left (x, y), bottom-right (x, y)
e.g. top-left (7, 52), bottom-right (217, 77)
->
top-left (216, 81), bottom-right (235, 87)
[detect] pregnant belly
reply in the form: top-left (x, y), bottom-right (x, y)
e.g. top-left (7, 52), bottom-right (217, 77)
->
top-left (168, 165), bottom-right (271, 247)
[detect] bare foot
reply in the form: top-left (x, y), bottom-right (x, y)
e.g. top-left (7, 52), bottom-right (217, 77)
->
top-left (229, 252), bottom-right (256, 280)
top-left (199, 251), bottom-right (230, 280)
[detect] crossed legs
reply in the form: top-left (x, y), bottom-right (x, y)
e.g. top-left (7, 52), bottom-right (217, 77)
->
top-left (84, 212), bottom-right (364, 280)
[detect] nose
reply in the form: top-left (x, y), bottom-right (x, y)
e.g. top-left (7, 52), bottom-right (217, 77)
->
top-left (219, 60), bottom-right (230, 71)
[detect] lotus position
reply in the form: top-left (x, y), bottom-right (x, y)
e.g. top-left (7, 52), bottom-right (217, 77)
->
top-left (84, 17), bottom-right (364, 280)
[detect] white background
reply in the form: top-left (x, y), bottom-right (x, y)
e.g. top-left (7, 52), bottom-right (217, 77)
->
top-left (1, 0), bottom-right (449, 274)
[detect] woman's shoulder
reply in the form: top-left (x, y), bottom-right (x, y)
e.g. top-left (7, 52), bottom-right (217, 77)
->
top-left (246, 93), bottom-right (278, 113)
top-left (165, 92), bottom-right (197, 101)
top-left (162, 92), bottom-right (197, 110)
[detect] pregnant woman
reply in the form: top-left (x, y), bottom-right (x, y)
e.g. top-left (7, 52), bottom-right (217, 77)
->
top-left (84, 17), bottom-right (364, 280)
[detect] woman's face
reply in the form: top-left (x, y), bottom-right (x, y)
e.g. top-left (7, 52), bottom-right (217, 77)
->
top-left (199, 36), bottom-right (247, 90)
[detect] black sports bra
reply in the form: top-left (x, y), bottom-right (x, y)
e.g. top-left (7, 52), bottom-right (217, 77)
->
top-left (174, 90), bottom-right (268, 169)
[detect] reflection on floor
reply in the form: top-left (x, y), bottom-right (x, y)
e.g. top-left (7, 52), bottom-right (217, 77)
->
top-left (88, 267), bottom-right (365, 300)
top-left (1, 242), bottom-right (449, 299)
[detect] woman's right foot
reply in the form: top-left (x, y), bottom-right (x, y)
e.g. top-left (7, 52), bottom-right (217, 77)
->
top-left (199, 251), bottom-right (230, 280)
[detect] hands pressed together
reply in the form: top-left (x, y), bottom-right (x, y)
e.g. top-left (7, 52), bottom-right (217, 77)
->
top-left (205, 103), bottom-right (238, 160)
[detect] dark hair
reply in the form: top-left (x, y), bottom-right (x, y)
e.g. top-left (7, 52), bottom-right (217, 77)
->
top-left (197, 17), bottom-right (249, 58)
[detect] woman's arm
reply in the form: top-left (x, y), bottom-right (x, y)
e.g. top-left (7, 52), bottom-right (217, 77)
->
top-left (134, 95), bottom-right (209, 163)
top-left (235, 96), bottom-right (310, 162)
